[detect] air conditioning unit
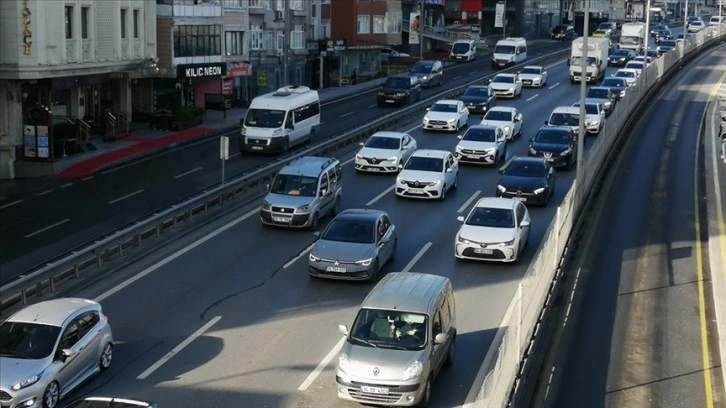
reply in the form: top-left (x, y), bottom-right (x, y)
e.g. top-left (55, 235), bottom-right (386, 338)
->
top-left (274, 10), bottom-right (284, 21)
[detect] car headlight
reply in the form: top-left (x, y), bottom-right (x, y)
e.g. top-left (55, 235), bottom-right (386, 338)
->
top-left (447, 118), bottom-right (456, 123)
top-left (272, 128), bottom-right (283, 136)
top-left (378, 91), bottom-right (385, 96)
top-left (11, 375), bottom-right (40, 391)
top-left (497, 185), bottom-right (507, 193)
top-left (355, 258), bottom-right (373, 266)
top-left (261, 200), bottom-right (271, 211)
top-left (387, 156), bottom-right (398, 162)
top-left (355, 154), bottom-right (362, 160)
top-left (402, 361), bottom-right (423, 381)
top-left (309, 253), bottom-right (320, 262)
top-left (338, 354), bottom-right (351, 374)
top-left (422, 75), bottom-right (428, 80)
top-left (486, 148), bottom-right (496, 154)
top-left (585, 121), bottom-right (593, 127)
top-left (529, 146), bottom-right (537, 154)
top-left (503, 126), bottom-right (511, 133)
top-left (498, 239), bottom-right (515, 247)
top-left (240, 128), bottom-right (246, 135)
top-left (428, 180), bottom-right (441, 186)
top-left (533, 187), bottom-right (546, 194)
top-left (457, 235), bottom-right (472, 244)
top-left (590, 120), bottom-right (600, 126)
top-left (455, 145), bottom-right (463, 152)
top-left (508, 87), bottom-right (515, 92)
top-left (296, 204), bottom-right (311, 214)
top-left (560, 148), bottom-right (571, 156)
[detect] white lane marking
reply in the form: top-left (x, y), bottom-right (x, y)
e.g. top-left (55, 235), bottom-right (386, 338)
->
top-left (367, 104), bottom-right (377, 108)
top-left (24, 218), bottom-right (70, 238)
top-left (108, 189), bottom-right (144, 205)
top-left (0, 199), bottom-right (25, 210)
top-left (82, 176), bottom-right (94, 181)
top-left (94, 207), bottom-right (259, 302)
top-left (402, 242), bottom-right (432, 273)
top-left (404, 124), bottom-right (421, 133)
top-left (457, 190), bottom-right (481, 213)
top-left (60, 182), bottom-right (75, 188)
top-left (283, 242), bottom-right (316, 269)
top-left (101, 161), bottom-right (139, 175)
top-left (298, 336), bottom-right (346, 391)
top-left (230, 152), bottom-right (240, 159)
top-left (366, 184), bottom-right (395, 206)
top-left (340, 111), bottom-right (355, 118)
top-left (136, 316), bottom-right (222, 380)
top-left (453, 75), bottom-right (462, 79)
top-left (342, 157), bottom-right (355, 166)
top-left (38, 189), bottom-right (53, 196)
top-left (174, 166), bottom-right (204, 179)
top-left (548, 82), bottom-right (560, 89)
top-left (526, 94), bottom-right (539, 102)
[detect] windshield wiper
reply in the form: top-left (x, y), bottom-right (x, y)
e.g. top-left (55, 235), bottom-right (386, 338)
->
top-left (351, 337), bottom-right (378, 348)
top-left (378, 344), bottom-right (408, 350)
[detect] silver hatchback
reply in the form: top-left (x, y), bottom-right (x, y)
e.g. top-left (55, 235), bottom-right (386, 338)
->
top-left (0, 298), bottom-right (114, 408)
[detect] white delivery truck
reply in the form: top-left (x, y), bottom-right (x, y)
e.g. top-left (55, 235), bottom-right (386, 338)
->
top-left (620, 22), bottom-right (645, 54)
top-left (569, 37), bottom-right (609, 84)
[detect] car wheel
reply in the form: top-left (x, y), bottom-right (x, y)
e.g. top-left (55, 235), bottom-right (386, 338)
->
top-left (42, 381), bottom-right (60, 408)
top-left (445, 335), bottom-right (456, 367)
top-left (309, 212), bottom-right (319, 231)
top-left (368, 258), bottom-right (380, 282)
top-left (418, 379), bottom-right (432, 407)
top-left (100, 342), bottom-right (113, 370)
top-left (440, 185), bottom-right (447, 200)
top-left (281, 137), bottom-right (290, 154)
top-left (330, 196), bottom-right (341, 216)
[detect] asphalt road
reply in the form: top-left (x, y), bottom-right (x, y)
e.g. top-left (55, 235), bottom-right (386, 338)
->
top-left (525, 45), bottom-right (726, 408)
top-left (53, 59), bottom-right (633, 408)
top-left (0, 41), bottom-right (569, 285)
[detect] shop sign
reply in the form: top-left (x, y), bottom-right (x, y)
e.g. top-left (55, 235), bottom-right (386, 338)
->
top-left (177, 63), bottom-right (227, 79)
top-left (226, 62), bottom-right (252, 78)
top-left (22, 0), bottom-right (32, 55)
top-left (222, 80), bottom-right (233, 95)
top-left (325, 39), bottom-right (346, 53)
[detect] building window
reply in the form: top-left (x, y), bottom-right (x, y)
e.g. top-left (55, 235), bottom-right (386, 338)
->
top-left (249, 26), bottom-right (263, 50)
top-left (249, 0), bottom-right (271, 8)
top-left (173, 25), bottom-right (222, 57)
top-left (290, 0), bottom-right (304, 10)
top-left (121, 9), bottom-right (127, 39)
top-left (225, 31), bottom-right (244, 55)
top-left (386, 11), bottom-right (402, 34)
top-left (223, 0), bottom-right (249, 7)
top-left (373, 15), bottom-right (385, 34)
top-left (275, 0), bottom-right (283, 11)
top-left (357, 15), bottom-right (370, 34)
top-left (291, 25), bottom-right (304, 49)
top-left (133, 10), bottom-right (140, 38)
top-left (276, 32), bottom-right (284, 51)
top-left (81, 6), bottom-right (90, 39)
top-left (65, 6), bottom-right (73, 39)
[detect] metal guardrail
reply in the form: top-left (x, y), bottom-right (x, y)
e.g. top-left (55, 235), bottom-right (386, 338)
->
top-left (0, 48), bottom-right (569, 311)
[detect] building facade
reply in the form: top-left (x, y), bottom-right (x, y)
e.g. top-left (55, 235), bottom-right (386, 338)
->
top-left (0, 0), bottom-right (157, 179)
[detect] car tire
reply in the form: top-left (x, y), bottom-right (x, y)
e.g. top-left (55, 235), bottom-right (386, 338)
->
top-left (418, 379), bottom-right (432, 407)
top-left (452, 174), bottom-right (458, 190)
top-left (440, 185), bottom-right (447, 200)
top-left (309, 212), bottom-right (319, 231)
top-left (42, 381), bottom-right (60, 408)
top-left (445, 335), bottom-right (456, 367)
top-left (100, 342), bottom-right (113, 370)
top-left (368, 258), bottom-right (380, 282)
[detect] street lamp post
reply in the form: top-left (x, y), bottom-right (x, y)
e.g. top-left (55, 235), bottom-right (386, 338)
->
top-left (282, 0), bottom-right (289, 86)
top-left (684, 0), bottom-right (688, 35)
top-left (575, 0), bottom-right (590, 209)
top-left (643, 0), bottom-right (651, 85)
top-left (420, 0), bottom-right (424, 60)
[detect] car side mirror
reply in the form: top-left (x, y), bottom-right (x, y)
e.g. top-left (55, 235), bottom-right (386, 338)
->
top-left (313, 231), bottom-right (320, 237)
top-left (60, 349), bottom-right (76, 363)
top-left (434, 332), bottom-right (448, 344)
top-left (265, 183), bottom-right (270, 191)
top-left (446, 168), bottom-right (453, 173)
top-left (497, 167), bottom-right (505, 174)
top-left (426, 107), bottom-right (431, 111)
top-left (520, 219), bottom-right (531, 228)
top-left (338, 324), bottom-right (349, 336)
top-left (398, 163), bottom-right (403, 169)
top-left (529, 138), bottom-right (534, 142)
top-left (457, 215), bottom-right (465, 222)
top-left (320, 188), bottom-right (327, 196)
top-left (457, 135), bottom-right (463, 139)
top-left (359, 142), bottom-right (364, 147)
top-left (543, 120), bottom-right (548, 125)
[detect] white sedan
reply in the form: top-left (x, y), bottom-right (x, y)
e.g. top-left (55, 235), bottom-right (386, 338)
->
top-left (454, 197), bottom-right (531, 262)
top-left (480, 106), bottom-right (523, 141)
top-left (488, 73), bottom-right (523, 98)
top-left (572, 101), bottom-right (606, 135)
top-left (518, 66), bottom-right (548, 88)
top-left (454, 125), bottom-right (507, 165)
top-left (355, 131), bottom-right (417, 173)
top-left (613, 68), bottom-right (639, 87)
top-left (396, 149), bottom-right (459, 200)
top-left (423, 100), bottom-right (469, 132)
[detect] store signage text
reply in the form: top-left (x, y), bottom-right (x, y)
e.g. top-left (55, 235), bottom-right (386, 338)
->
top-left (186, 66), bottom-right (222, 77)
top-left (22, 0), bottom-right (32, 55)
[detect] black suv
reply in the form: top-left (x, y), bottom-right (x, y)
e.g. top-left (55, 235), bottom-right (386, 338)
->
top-left (528, 126), bottom-right (577, 170)
top-left (377, 75), bottom-right (422, 107)
top-left (551, 25), bottom-right (575, 41)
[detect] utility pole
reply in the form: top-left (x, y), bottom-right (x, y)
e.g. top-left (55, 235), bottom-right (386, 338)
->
top-left (576, 0), bottom-right (589, 210)
top-left (282, 0), bottom-right (289, 86)
top-left (684, 0), bottom-right (688, 35)
top-left (643, 0), bottom-right (650, 85)
top-left (420, 0), bottom-right (424, 60)
top-left (503, 0), bottom-right (507, 38)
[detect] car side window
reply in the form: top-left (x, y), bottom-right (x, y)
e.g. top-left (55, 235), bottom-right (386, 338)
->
top-left (516, 203), bottom-right (526, 224)
top-left (58, 319), bottom-right (81, 350)
top-left (440, 300), bottom-right (451, 332)
top-left (77, 311), bottom-right (100, 339)
top-left (328, 167), bottom-right (338, 186)
top-left (319, 172), bottom-right (329, 196)
top-left (376, 219), bottom-right (386, 242)
top-left (432, 311), bottom-right (442, 336)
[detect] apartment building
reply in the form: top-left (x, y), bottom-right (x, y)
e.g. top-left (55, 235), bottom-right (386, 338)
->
top-left (0, 0), bottom-right (157, 179)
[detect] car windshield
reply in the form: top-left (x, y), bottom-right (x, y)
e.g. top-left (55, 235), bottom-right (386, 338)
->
top-left (661, 40), bottom-right (677, 47)
top-left (504, 160), bottom-right (546, 177)
top-left (553, 25), bottom-right (567, 32)
top-left (587, 89), bottom-right (609, 99)
top-left (549, 113), bottom-right (580, 126)
top-left (365, 136), bottom-right (400, 150)
top-left (484, 110), bottom-right (513, 121)
top-left (411, 62), bottom-right (433, 74)
top-left (404, 156), bottom-right (443, 172)
top-left (627, 63), bottom-right (644, 69)
top-left (349, 309), bottom-right (427, 350)
top-left (574, 104), bottom-right (601, 115)
top-left (616, 71), bottom-right (635, 78)
top-left (463, 87), bottom-right (490, 97)
top-left (520, 67), bottom-right (541, 75)
top-left (611, 50), bottom-right (630, 57)
top-left (621, 37), bottom-right (640, 45)
top-left (466, 207), bottom-right (515, 228)
top-left (463, 128), bottom-right (497, 142)
top-left (244, 108), bottom-right (285, 128)
top-left (452, 43), bottom-right (470, 54)
top-left (269, 174), bottom-right (318, 197)
top-left (602, 78), bottom-right (625, 87)
top-left (321, 219), bottom-right (375, 244)
top-left (536, 128), bottom-right (572, 144)
top-left (0, 322), bottom-right (61, 359)
top-left (430, 103), bottom-right (458, 112)
top-left (492, 75), bottom-right (514, 84)
top-left (494, 45), bottom-right (515, 54)
top-left (384, 77), bottom-right (410, 88)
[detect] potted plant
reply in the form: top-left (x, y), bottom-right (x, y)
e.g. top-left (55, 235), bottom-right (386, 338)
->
top-left (170, 106), bottom-right (204, 130)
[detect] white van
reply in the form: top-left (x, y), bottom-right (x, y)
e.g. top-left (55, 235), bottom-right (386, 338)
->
top-left (240, 85), bottom-right (320, 153)
top-left (450, 39), bottom-right (477, 62)
top-left (491, 37), bottom-right (528, 69)
top-left (709, 16), bottom-right (724, 26)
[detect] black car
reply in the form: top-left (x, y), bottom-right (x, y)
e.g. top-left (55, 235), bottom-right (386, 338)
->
top-left (496, 156), bottom-right (556, 206)
top-left (653, 27), bottom-right (671, 42)
top-left (551, 25), bottom-right (575, 41)
top-left (639, 49), bottom-right (659, 60)
top-left (649, 22), bottom-right (667, 37)
top-left (528, 126), bottom-right (577, 170)
top-left (657, 39), bottom-right (678, 55)
top-left (376, 75), bottom-right (422, 107)
top-left (608, 49), bottom-right (637, 66)
top-left (586, 87), bottom-right (617, 116)
top-left (64, 397), bottom-right (157, 408)
top-left (601, 77), bottom-right (628, 100)
top-left (460, 85), bottom-right (496, 114)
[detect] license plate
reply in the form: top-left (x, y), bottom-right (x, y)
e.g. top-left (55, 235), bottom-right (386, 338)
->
top-left (523, 81), bottom-right (531, 85)
top-left (515, 197), bottom-right (528, 202)
top-left (434, 125), bottom-right (444, 129)
top-left (368, 167), bottom-right (381, 171)
top-left (326, 266), bottom-right (346, 273)
top-left (474, 248), bottom-right (494, 254)
top-left (272, 216), bottom-right (291, 222)
top-left (467, 155), bottom-right (481, 159)
top-left (408, 188), bottom-right (425, 194)
top-left (386, 100), bottom-right (394, 103)
top-left (546, 157), bottom-right (555, 162)
top-left (361, 386), bottom-right (389, 394)
top-left (251, 146), bottom-right (263, 150)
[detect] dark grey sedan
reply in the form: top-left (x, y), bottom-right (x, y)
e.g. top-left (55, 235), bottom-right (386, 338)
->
top-left (460, 85), bottom-right (496, 114)
top-left (496, 156), bottom-right (556, 206)
top-left (308, 209), bottom-right (397, 281)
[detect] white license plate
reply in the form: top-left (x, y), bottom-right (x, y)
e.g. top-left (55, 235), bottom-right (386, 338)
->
top-left (408, 188), bottom-right (425, 194)
top-left (546, 157), bottom-right (555, 162)
top-left (386, 100), bottom-right (394, 103)
top-left (514, 197), bottom-right (528, 202)
top-left (367, 167), bottom-right (381, 171)
top-left (361, 386), bottom-right (389, 394)
top-left (272, 216), bottom-right (291, 222)
top-left (467, 155), bottom-right (481, 159)
top-left (251, 146), bottom-right (263, 150)
top-left (474, 248), bottom-right (494, 254)
top-left (326, 266), bottom-right (346, 272)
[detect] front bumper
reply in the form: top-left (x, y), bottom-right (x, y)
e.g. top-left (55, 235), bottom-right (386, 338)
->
top-left (377, 95), bottom-right (407, 106)
top-left (336, 374), bottom-right (424, 406)
top-left (395, 181), bottom-right (443, 199)
top-left (529, 151), bottom-right (572, 168)
top-left (521, 78), bottom-right (542, 87)
top-left (585, 122), bottom-right (602, 134)
top-left (355, 158), bottom-right (399, 173)
top-left (240, 136), bottom-right (287, 153)
top-left (455, 149), bottom-right (497, 165)
top-left (490, 88), bottom-right (516, 98)
top-left (492, 59), bottom-right (514, 68)
top-left (454, 241), bottom-right (517, 262)
top-left (451, 55), bottom-right (472, 62)
top-left (0, 384), bottom-right (43, 408)
top-left (308, 262), bottom-right (374, 280)
top-left (464, 103), bottom-right (490, 114)
top-left (569, 71), bottom-right (597, 83)
top-left (260, 209), bottom-right (313, 228)
top-left (497, 189), bottom-right (548, 205)
top-left (423, 120), bottom-right (458, 131)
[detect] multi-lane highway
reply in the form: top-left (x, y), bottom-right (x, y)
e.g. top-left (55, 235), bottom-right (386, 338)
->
top-left (52, 53), bottom-right (645, 407)
top-left (0, 42), bottom-right (569, 284)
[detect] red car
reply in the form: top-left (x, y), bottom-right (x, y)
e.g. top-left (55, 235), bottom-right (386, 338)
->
top-left (423, 48), bottom-right (450, 60)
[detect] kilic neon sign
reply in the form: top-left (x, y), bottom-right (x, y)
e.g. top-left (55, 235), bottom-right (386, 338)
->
top-left (22, 0), bottom-right (32, 55)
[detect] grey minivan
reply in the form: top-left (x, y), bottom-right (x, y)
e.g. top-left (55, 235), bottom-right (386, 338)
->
top-left (335, 272), bottom-right (456, 407)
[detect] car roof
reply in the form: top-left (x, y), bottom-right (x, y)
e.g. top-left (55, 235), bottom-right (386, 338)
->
top-left (334, 208), bottom-right (385, 222)
top-left (488, 106), bottom-right (517, 113)
top-left (521, 65), bottom-right (543, 70)
top-left (617, 68), bottom-right (639, 74)
top-left (7, 298), bottom-right (99, 327)
top-left (433, 99), bottom-right (460, 105)
top-left (280, 156), bottom-right (338, 177)
top-left (474, 197), bottom-right (518, 210)
top-left (494, 73), bottom-right (516, 78)
top-left (539, 125), bottom-right (574, 133)
top-left (466, 85), bottom-right (489, 90)
top-left (410, 149), bottom-right (449, 159)
top-left (362, 272), bottom-right (450, 314)
top-left (466, 124), bottom-right (500, 132)
top-left (552, 106), bottom-right (580, 114)
top-left (370, 131), bottom-right (407, 140)
top-left (507, 156), bottom-right (547, 166)
top-left (588, 86), bottom-right (611, 92)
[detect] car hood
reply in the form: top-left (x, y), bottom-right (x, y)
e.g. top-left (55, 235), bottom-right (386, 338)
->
top-left (499, 174), bottom-right (547, 190)
top-left (531, 141), bottom-right (570, 152)
top-left (519, 73), bottom-right (541, 80)
top-left (493, 52), bottom-right (516, 61)
top-left (489, 82), bottom-right (517, 90)
top-left (264, 193), bottom-right (315, 208)
top-left (311, 240), bottom-right (377, 262)
top-left (425, 111), bottom-right (459, 121)
top-left (0, 357), bottom-right (50, 388)
top-left (358, 147), bottom-right (400, 160)
top-left (381, 86), bottom-right (408, 93)
top-left (398, 169), bottom-right (445, 183)
top-left (340, 342), bottom-right (429, 382)
top-left (605, 85), bottom-right (625, 93)
top-left (457, 140), bottom-right (497, 151)
top-left (458, 224), bottom-right (517, 243)
top-left (480, 119), bottom-right (513, 129)
top-left (461, 95), bottom-right (491, 104)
